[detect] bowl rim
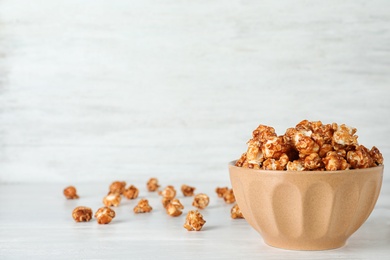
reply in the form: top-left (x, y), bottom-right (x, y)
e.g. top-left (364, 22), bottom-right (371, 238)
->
top-left (229, 160), bottom-right (384, 176)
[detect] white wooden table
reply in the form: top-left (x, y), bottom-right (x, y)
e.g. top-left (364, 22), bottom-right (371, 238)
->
top-left (1, 180), bottom-right (389, 259)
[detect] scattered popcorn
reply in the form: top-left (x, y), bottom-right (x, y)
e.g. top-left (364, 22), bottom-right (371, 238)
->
top-left (181, 184), bottom-right (196, 197)
top-left (192, 193), bottom-right (210, 209)
top-left (123, 185), bottom-right (139, 200)
top-left (109, 181), bottom-right (126, 195)
top-left (63, 186), bottom-right (79, 199)
top-left (161, 197), bottom-right (171, 208)
top-left (231, 204), bottom-right (244, 219)
top-left (183, 210), bottom-right (206, 231)
top-left (159, 185), bottom-right (176, 200)
top-left (223, 189), bottom-right (235, 204)
top-left (72, 206), bottom-right (93, 222)
top-left (147, 178), bottom-right (160, 192)
top-left (134, 199), bottom-right (153, 213)
top-left (166, 199), bottom-right (184, 217)
top-left (215, 187), bottom-right (229, 198)
top-left (103, 193), bottom-right (121, 207)
top-left (95, 207), bottom-right (116, 224)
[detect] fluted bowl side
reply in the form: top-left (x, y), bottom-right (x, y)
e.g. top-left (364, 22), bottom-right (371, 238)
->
top-left (229, 161), bottom-right (383, 250)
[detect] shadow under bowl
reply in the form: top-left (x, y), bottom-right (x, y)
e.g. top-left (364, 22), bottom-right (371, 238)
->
top-left (229, 161), bottom-right (384, 250)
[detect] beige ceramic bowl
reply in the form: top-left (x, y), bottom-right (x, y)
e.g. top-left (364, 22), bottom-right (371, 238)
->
top-left (229, 161), bottom-right (384, 250)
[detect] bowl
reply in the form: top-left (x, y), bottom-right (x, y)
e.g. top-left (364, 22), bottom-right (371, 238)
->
top-left (229, 161), bottom-right (384, 250)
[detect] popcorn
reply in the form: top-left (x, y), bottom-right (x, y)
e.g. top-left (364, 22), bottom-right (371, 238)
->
top-left (223, 189), bottom-right (236, 204)
top-left (103, 193), bottom-right (121, 207)
top-left (183, 210), bottom-right (206, 231)
top-left (236, 120), bottom-right (383, 171)
top-left (147, 178), bottom-right (160, 192)
top-left (123, 185), bottom-right (139, 200)
top-left (95, 207), bottom-right (116, 224)
top-left (370, 146), bottom-right (384, 165)
top-left (347, 145), bottom-right (375, 169)
top-left (181, 185), bottom-right (196, 197)
top-left (134, 199), bottom-right (153, 213)
top-left (192, 194), bottom-right (210, 209)
top-left (322, 151), bottom-right (349, 171)
top-left (303, 153), bottom-right (323, 170)
top-left (109, 181), bottom-right (126, 195)
top-left (159, 185), bottom-right (176, 200)
top-left (286, 160), bottom-right (305, 171)
top-left (166, 199), bottom-right (184, 217)
top-left (231, 204), bottom-right (244, 219)
top-left (215, 187), bottom-right (229, 198)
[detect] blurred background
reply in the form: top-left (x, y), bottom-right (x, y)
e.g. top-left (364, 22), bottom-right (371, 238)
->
top-left (0, 0), bottom-right (389, 183)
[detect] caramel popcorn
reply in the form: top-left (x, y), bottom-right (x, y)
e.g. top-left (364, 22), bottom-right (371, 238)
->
top-left (103, 193), bottom-right (121, 207)
top-left (63, 186), bottom-right (79, 199)
top-left (347, 145), bottom-right (375, 169)
top-left (304, 153), bottom-right (323, 170)
top-left (95, 207), bottom-right (116, 224)
top-left (223, 189), bottom-right (235, 204)
top-left (159, 185), bottom-right (176, 200)
top-left (370, 146), bottom-right (384, 165)
top-left (109, 181), bottom-right (126, 195)
top-left (192, 194), bottom-right (210, 209)
top-left (235, 153), bottom-right (247, 167)
top-left (134, 199), bottom-right (153, 213)
top-left (322, 151), bottom-right (349, 171)
top-left (215, 187), bottom-right (229, 198)
top-left (123, 185), bottom-right (139, 200)
top-left (231, 204), bottom-right (244, 219)
top-left (332, 124), bottom-right (358, 150)
top-left (147, 178), bottom-right (160, 192)
top-left (72, 206), bottom-right (93, 222)
top-left (236, 120), bottom-right (383, 171)
top-left (262, 158), bottom-right (285, 170)
top-left (181, 184), bottom-right (196, 197)
top-left (161, 197), bottom-right (171, 208)
top-left (319, 143), bottom-right (333, 158)
top-left (262, 136), bottom-right (290, 159)
top-left (286, 159), bottom-right (305, 171)
top-left (166, 199), bottom-right (184, 217)
top-left (183, 210), bottom-right (206, 231)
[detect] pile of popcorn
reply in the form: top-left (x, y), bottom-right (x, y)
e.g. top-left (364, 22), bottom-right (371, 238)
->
top-left (65, 180), bottom-right (244, 230)
top-left (236, 120), bottom-right (383, 171)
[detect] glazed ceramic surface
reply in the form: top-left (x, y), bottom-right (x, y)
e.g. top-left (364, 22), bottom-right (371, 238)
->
top-left (229, 162), bottom-right (384, 250)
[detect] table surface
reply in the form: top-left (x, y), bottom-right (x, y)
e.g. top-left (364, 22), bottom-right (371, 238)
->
top-left (0, 179), bottom-right (389, 260)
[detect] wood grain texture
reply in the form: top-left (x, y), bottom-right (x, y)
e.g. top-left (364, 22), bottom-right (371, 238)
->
top-left (0, 181), bottom-right (389, 259)
top-left (0, 1), bottom-right (389, 185)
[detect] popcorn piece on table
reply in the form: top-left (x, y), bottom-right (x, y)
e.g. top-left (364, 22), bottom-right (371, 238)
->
top-left (103, 193), bottom-right (121, 207)
top-left (215, 187), bottom-right (229, 198)
top-left (63, 186), bottom-right (79, 199)
top-left (183, 210), bottom-right (206, 231)
top-left (223, 189), bottom-right (235, 204)
top-left (231, 204), bottom-right (244, 219)
top-left (123, 185), bottom-right (139, 200)
top-left (134, 199), bottom-right (153, 213)
top-left (146, 178), bottom-right (160, 192)
top-left (181, 184), bottom-right (196, 197)
top-left (95, 207), bottom-right (116, 224)
top-left (159, 185), bottom-right (176, 200)
top-left (109, 181), bottom-right (126, 195)
top-left (166, 198), bottom-right (184, 217)
top-left (192, 193), bottom-right (210, 209)
top-left (72, 206), bottom-right (93, 222)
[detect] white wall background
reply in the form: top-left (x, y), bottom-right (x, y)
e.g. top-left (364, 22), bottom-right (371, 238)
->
top-left (0, 0), bottom-right (389, 183)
